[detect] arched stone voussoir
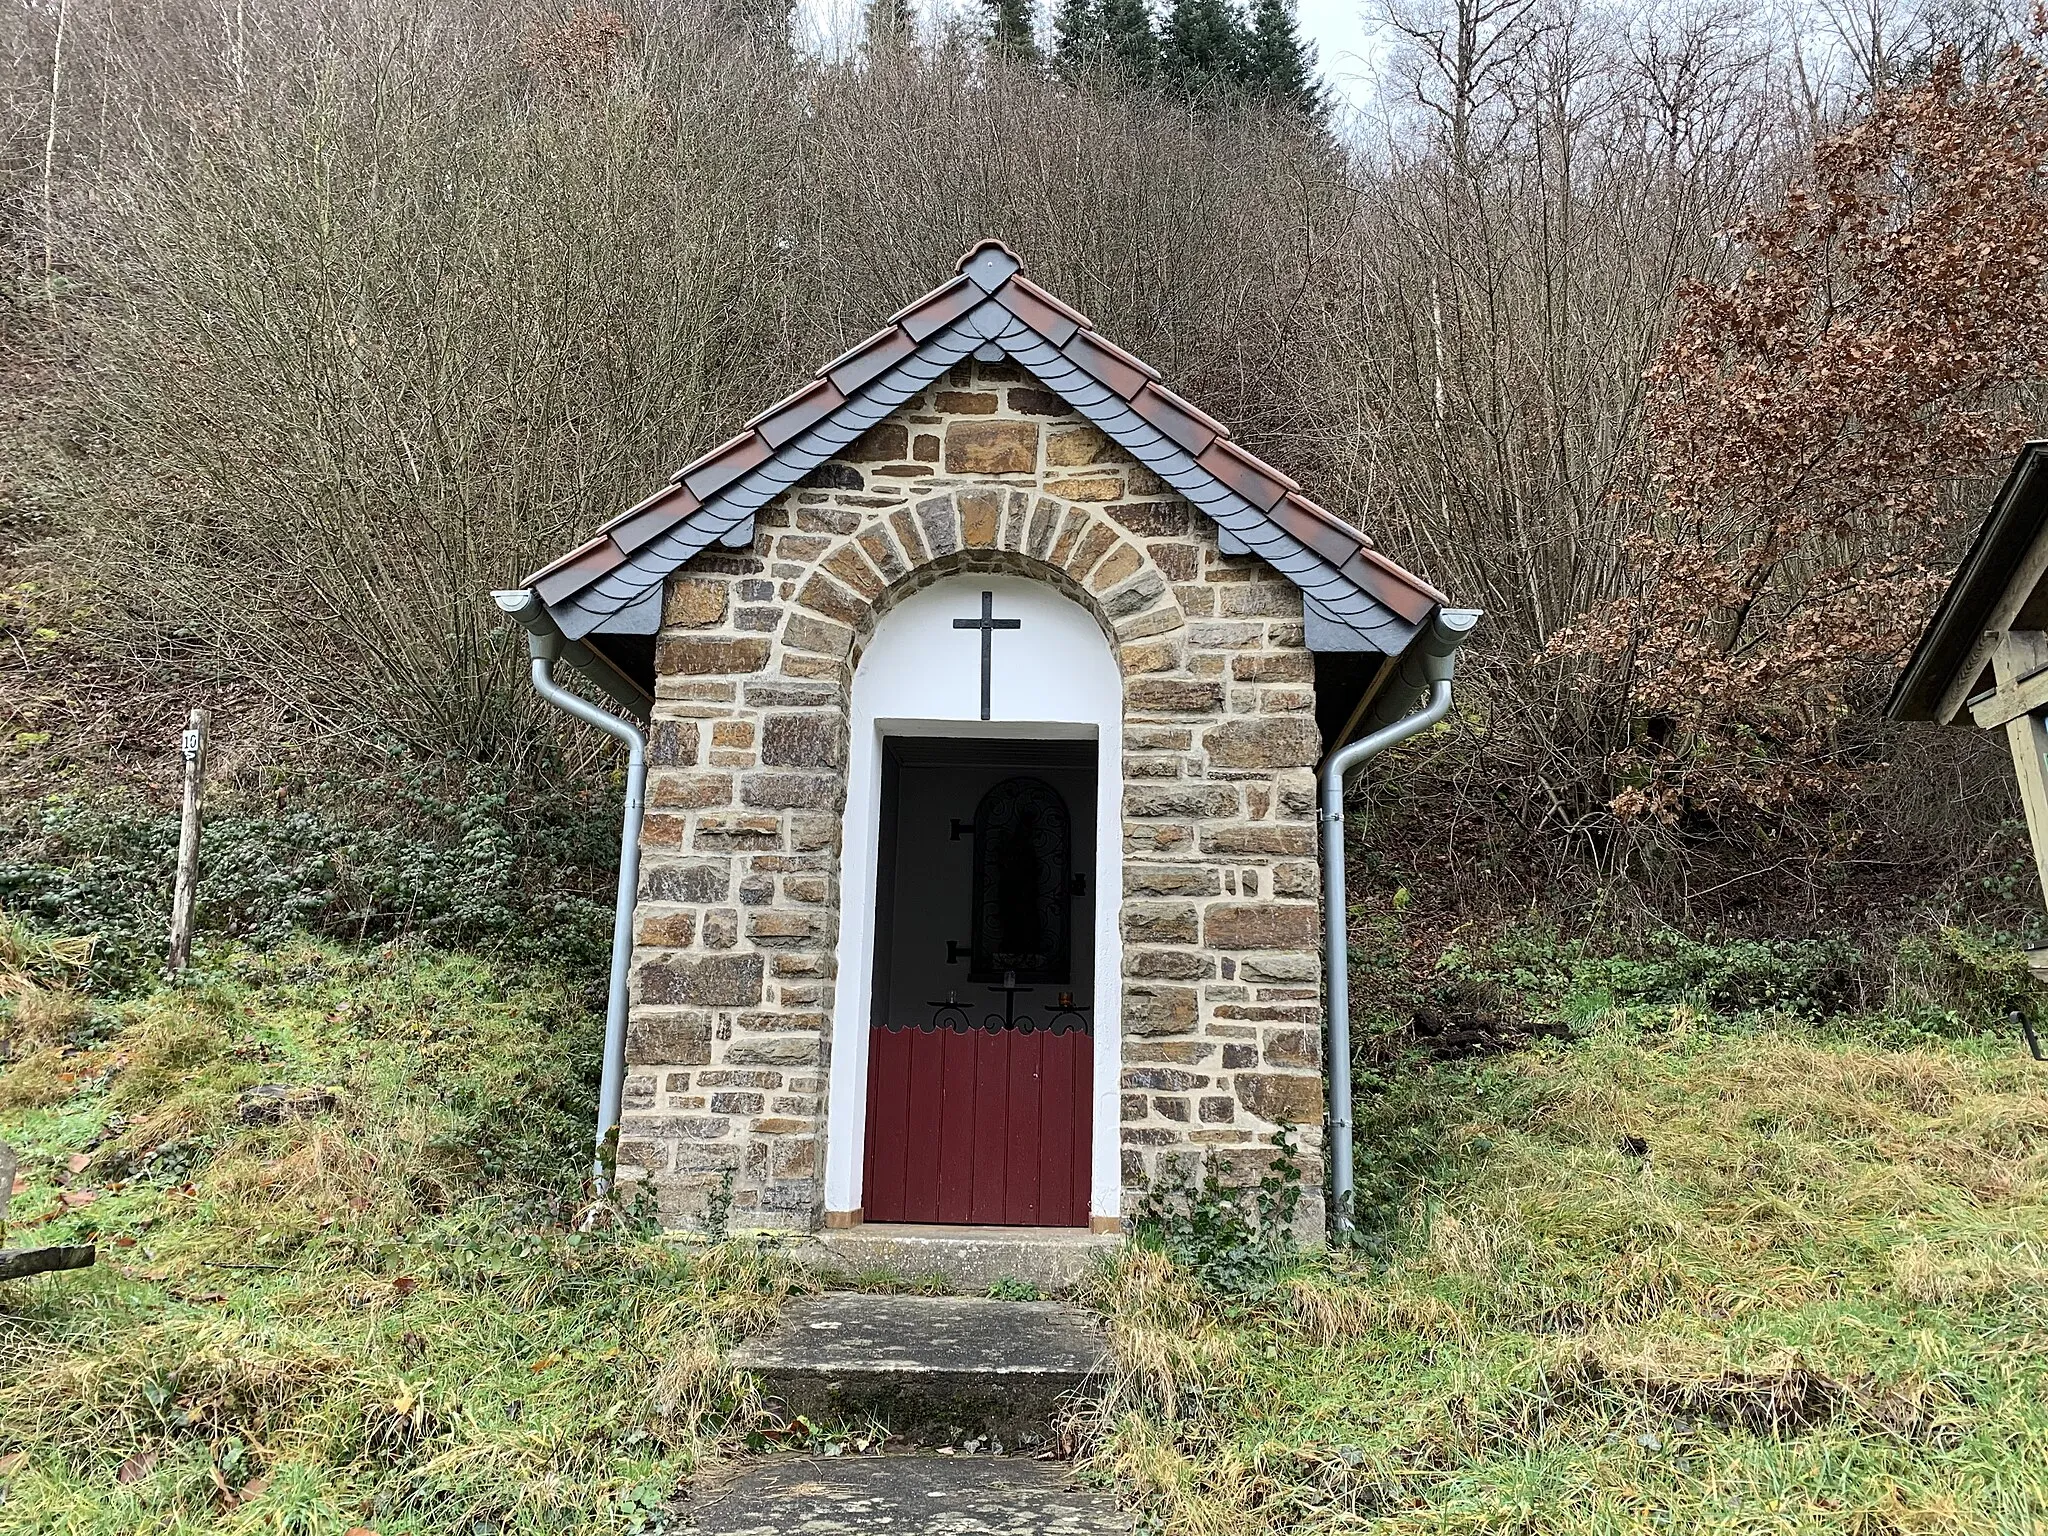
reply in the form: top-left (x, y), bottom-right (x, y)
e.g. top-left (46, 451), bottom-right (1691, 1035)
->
top-left (834, 489), bottom-right (1185, 675)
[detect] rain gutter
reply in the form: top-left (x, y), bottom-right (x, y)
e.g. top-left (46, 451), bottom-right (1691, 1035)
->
top-left (1319, 608), bottom-right (1481, 1238)
top-left (493, 587), bottom-right (648, 1196)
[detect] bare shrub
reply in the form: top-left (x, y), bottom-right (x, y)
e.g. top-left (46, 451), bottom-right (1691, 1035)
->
top-left (0, 0), bottom-right (2036, 926)
top-left (67, 1), bottom-right (795, 758)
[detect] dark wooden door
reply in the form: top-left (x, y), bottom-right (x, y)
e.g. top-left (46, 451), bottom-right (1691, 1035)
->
top-left (862, 738), bottom-right (1094, 1228)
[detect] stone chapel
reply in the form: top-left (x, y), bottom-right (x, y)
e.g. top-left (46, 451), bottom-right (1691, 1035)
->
top-left (497, 241), bottom-right (1476, 1246)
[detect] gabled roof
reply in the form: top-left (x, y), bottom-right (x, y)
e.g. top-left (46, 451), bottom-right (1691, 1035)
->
top-left (1889, 441), bottom-right (2048, 723)
top-left (517, 241), bottom-right (1446, 657)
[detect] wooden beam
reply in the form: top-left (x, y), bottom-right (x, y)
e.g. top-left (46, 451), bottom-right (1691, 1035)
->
top-left (1987, 519), bottom-right (2048, 639)
top-left (1938, 510), bottom-right (2048, 722)
top-left (0, 1246), bottom-right (95, 1281)
top-left (1969, 635), bottom-right (2048, 729)
top-left (1936, 629), bottom-right (2005, 725)
top-left (1995, 638), bottom-right (2048, 909)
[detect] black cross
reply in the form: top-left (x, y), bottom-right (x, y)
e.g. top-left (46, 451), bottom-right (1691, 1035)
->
top-left (952, 590), bottom-right (1021, 721)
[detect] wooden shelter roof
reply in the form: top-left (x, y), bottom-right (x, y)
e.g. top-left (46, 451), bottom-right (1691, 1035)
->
top-left (1889, 441), bottom-right (2048, 724)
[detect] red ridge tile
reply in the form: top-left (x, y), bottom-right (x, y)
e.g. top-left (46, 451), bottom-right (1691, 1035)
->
top-left (1131, 383), bottom-right (1224, 456)
top-left (1198, 438), bottom-right (1290, 511)
top-left (608, 485), bottom-right (701, 555)
top-left (1349, 546), bottom-right (1446, 620)
top-left (750, 378), bottom-right (849, 449)
top-left (826, 327), bottom-right (918, 394)
top-left (531, 536), bottom-right (624, 601)
top-left (897, 277), bottom-right (985, 342)
top-left (1270, 504), bottom-right (1364, 569)
top-left (889, 273), bottom-right (970, 325)
top-left (1005, 275), bottom-right (1093, 331)
top-left (1062, 330), bottom-right (1151, 399)
top-left (682, 431), bottom-right (774, 500)
top-left (1278, 491), bottom-right (1364, 546)
top-left (994, 282), bottom-right (1081, 347)
top-left (1078, 327), bottom-right (1160, 382)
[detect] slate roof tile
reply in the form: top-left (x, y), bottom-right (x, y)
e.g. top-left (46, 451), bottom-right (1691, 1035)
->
top-left (958, 240), bottom-right (1025, 292)
top-left (517, 239), bottom-right (1446, 647)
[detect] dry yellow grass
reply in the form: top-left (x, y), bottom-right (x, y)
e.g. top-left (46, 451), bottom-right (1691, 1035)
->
top-left (0, 942), bottom-right (805, 1535)
top-left (0, 1044), bottom-right (71, 1111)
top-left (1087, 1006), bottom-right (2048, 1535)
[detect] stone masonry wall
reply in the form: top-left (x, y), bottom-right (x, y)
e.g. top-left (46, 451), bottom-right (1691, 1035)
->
top-left (620, 357), bottom-right (1327, 1233)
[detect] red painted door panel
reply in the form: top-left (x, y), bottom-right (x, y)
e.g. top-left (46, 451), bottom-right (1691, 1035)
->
top-left (864, 1021), bottom-right (1092, 1227)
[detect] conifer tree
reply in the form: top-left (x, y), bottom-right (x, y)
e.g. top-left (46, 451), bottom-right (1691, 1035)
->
top-left (1160, 0), bottom-right (1246, 101)
top-left (1097, 0), bottom-right (1158, 80)
top-left (1243, 0), bottom-right (1320, 114)
top-left (982, 0), bottom-right (1042, 60)
top-left (1051, 0), bottom-right (1097, 79)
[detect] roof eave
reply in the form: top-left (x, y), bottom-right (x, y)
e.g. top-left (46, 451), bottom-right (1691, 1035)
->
top-left (492, 588), bottom-right (654, 720)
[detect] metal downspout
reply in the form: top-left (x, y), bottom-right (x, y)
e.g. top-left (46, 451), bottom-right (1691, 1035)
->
top-left (523, 635), bottom-right (647, 1196)
top-left (1319, 608), bottom-right (1479, 1238)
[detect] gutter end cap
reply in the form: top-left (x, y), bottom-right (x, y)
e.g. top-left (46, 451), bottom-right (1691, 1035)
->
top-left (1421, 608), bottom-right (1483, 683)
top-left (492, 588), bottom-right (565, 662)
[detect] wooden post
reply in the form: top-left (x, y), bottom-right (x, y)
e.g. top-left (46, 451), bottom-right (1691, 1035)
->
top-left (167, 708), bottom-right (210, 973)
top-left (2005, 709), bottom-right (2048, 909)
top-left (1991, 638), bottom-right (2048, 910)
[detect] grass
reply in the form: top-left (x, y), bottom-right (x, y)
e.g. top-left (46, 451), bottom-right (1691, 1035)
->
top-left (0, 940), bottom-right (801, 1536)
top-left (7, 920), bottom-right (2047, 1534)
top-left (1085, 996), bottom-right (2048, 1535)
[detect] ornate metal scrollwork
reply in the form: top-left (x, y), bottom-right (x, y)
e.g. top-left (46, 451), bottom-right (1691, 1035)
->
top-left (906, 973), bottom-right (1092, 1036)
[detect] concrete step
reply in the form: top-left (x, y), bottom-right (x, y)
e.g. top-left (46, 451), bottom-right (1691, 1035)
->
top-left (782, 1223), bottom-right (1119, 1295)
top-left (687, 1453), bottom-right (1132, 1535)
top-left (730, 1293), bottom-right (1107, 1447)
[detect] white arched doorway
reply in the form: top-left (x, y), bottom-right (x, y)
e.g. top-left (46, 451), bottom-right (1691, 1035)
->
top-left (823, 571), bottom-right (1124, 1229)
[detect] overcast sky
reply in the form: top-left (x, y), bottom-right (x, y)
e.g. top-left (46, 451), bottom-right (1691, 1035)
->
top-left (1294, 0), bottom-right (1382, 108)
